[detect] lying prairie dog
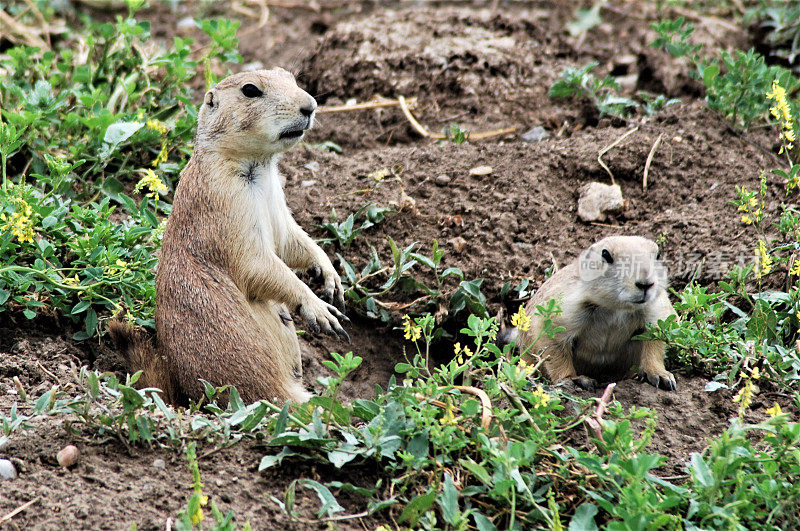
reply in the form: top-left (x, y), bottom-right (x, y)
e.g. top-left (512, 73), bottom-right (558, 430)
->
top-left (109, 68), bottom-right (348, 405)
top-left (516, 235), bottom-right (677, 391)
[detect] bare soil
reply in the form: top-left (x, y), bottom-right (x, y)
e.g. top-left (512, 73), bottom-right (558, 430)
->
top-left (1, 1), bottom-right (796, 529)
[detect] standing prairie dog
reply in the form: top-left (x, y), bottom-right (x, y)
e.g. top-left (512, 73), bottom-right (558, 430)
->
top-left (516, 236), bottom-right (677, 391)
top-left (108, 68), bottom-right (348, 405)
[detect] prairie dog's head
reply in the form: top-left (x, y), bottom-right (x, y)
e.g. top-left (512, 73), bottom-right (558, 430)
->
top-left (577, 236), bottom-right (667, 310)
top-left (195, 68), bottom-right (316, 157)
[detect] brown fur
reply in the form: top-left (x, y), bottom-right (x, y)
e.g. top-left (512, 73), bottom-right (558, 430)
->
top-left (106, 319), bottom-right (176, 400)
top-left (110, 68), bottom-right (348, 405)
top-left (517, 236), bottom-right (677, 391)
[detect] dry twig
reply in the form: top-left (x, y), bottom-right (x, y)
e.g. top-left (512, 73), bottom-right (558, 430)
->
top-left (643, 133), bottom-right (664, 191)
top-left (0, 498), bottom-right (39, 524)
top-left (598, 127), bottom-right (639, 185)
top-left (318, 97), bottom-right (418, 114)
top-left (585, 383), bottom-right (616, 442)
top-left (322, 96), bottom-right (515, 141)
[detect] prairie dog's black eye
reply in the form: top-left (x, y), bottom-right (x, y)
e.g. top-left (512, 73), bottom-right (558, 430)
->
top-left (601, 249), bottom-right (614, 264)
top-left (241, 84), bottom-right (263, 98)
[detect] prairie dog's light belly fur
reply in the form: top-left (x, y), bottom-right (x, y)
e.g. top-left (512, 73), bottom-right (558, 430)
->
top-left (244, 160), bottom-right (291, 253)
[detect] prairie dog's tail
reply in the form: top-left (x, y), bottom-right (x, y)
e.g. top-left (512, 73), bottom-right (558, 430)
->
top-left (106, 317), bottom-right (175, 402)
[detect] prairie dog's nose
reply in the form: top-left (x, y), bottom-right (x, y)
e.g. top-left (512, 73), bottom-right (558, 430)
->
top-left (300, 100), bottom-right (317, 117)
top-left (635, 280), bottom-right (654, 292)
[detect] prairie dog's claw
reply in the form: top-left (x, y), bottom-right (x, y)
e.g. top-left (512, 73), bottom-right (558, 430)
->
top-left (298, 297), bottom-right (349, 341)
top-left (638, 368), bottom-right (677, 391)
top-left (279, 311), bottom-right (293, 325)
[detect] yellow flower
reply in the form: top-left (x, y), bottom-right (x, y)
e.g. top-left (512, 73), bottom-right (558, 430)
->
top-left (375, 526), bottom-right (392, 531)
top-left (134, 169), bottom-right (168, 201)
top-left (531, 386), bottom-right (550, 408)
top-left (733, 378), bottom-right (754, 418)
top-left (368, 167), bottom-right (391, 182)
top-left (741, 214), bottom-right (752, 225)
top-left (402, 315), bottom-right (422, 342)
top-left (439, 402), bottom-right (457, 425)
top-left (750, 366), bottom-right (761, 380)
top-left (190, 507), bottom-right (204, 525)
top-left (766, 402), bottom-right (783, 417)
top-left (1, 200), bottom-right (35, 244)
top-left (789, 173), bottom-right (800, 191)
top-left (510, 306), bottom-right (531, 333)
top-left (755, 240), bottom-right (773, 279)
top-left (146, 119), bottom-right (168, 135)
top-left (152, 142), bottom-right (169, 167)
top-left (62, 275), bottom-right (80, 286)
top-left (767, 80), bottom-right (795, 151)
top-left (516, 359), bottom-right (535, 378)
top-left (107, 258), bottom-right (130, 276)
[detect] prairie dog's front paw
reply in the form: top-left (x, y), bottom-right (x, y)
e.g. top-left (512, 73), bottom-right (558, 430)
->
top-left (637, 368), bottom-right (677, 391)
top-left (309, 263), bottom-right (346, 312)
top-left (297, 295), bottom-right (350, 341)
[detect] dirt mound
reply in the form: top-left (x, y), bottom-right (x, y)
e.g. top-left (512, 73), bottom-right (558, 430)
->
top-left (303, 8), bottom-right (558, 103)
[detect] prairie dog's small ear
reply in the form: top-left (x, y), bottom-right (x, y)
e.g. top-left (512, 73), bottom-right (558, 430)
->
top-left (204, 90), bottom-right (215, 108)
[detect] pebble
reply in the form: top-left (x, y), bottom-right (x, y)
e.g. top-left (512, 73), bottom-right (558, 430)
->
top-left (176, 17), bottom-right (196, 33)
top-left (469, 165), bottom-right (493, 176)
top-left (521, 126), bottom-right (549, 143)
top-left (152, 458), bottom-right (166, 470)
top-left (300, 180), bottom-right (318, 188)
top-left (57, 445), bottom-right (80, 468)
top-left (447, 236), bottom-right (467, 254)
top-left (434, 174), bottom-right (451, 186)
top-left (0, 459), bottom-right (17, 480)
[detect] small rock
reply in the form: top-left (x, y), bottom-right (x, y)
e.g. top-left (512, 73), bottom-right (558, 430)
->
top-left (577, 182), bottom-right (625, 222)
top-left (616, 73), bottom-right (638, 91)
top-left (303, 161), bottom-right (320, 173)
top-left (242, 61), bottom-right (265, 72)
top-left (469, 165), bottom-right (493, 176)
top-left (176, 16), bottom-right (196, 33)
top-left (447, 236), bottom-right (467, 254)
top-left (397, 191), bottom-right (417, 213)
top-left (300, 180), bottom-right (318, 188)
top-left (152, 459), bottom-right (166, 470)
top-left (434, 174), bottom-right (451, 186)
top-left (521, 126), bottom-right (549, 143)
top-left (0, 459), bottom-right (17, 480)
top-left (57, 445), bottom-right (80, 468)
